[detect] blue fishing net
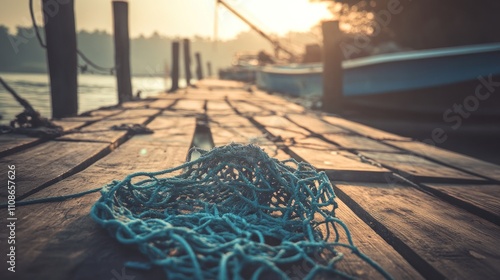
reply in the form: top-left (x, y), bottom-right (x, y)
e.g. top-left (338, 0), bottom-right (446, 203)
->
top-left (90, 143), bottom-right (391, 279)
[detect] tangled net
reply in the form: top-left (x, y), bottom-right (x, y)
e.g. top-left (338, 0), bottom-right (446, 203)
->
top-left (91, 143), bottom-right (391, 279)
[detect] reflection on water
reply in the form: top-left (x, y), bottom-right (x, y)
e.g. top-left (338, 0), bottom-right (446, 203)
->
top-left (0, 72), bottom-right (187, 123)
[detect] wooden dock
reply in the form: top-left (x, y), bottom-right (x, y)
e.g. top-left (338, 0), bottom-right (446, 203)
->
top-left (1, 79), bottom-right (499, 279)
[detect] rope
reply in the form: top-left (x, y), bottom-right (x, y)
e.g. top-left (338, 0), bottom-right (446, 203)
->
top-left (29, 0), bottom-right (115, 74)
top-left (90, 143), bottom-right (392, 279)
top-left (0, 187), bottom-right (102, 208)
top-left (29, 0), bottom-right (46, 48)
top-left (0, 76), bottom-right (63, 136)
top-left (0, 143), bottom-right (392, 278)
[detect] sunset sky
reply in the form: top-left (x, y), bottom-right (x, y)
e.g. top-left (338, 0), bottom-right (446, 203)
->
top-left (0, 0), bottom-right (332, 39)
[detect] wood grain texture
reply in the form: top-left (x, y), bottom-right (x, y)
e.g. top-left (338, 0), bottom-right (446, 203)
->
top-left (209, 115), bottom-right (273, 146)
top-left (0, 119), bottom-right (88, 157)
top-left (360, 151), bottom-right (485, 183)
top-left (0, 117), bottom-right (195, 280)
top-left (0, 134), bottom-right (42, 157)
top-left (253, 115), bottom-right (310, 140)
top-left (287, 146), bottom-right (391, 182)
top-left (58, 117), bottom-right (148, 143)
top-left (422, 183), bottom-right (500, 226)
top-left (384, 140), bottom-right (500, 182)
top-left (230, 101), bottom-right (265, 115)
top-left (324, 134), bottom-right (400, 152)
top-left (132, 116), bottom-right (196, 147)
top-left (0, 141), bottom-right (110, 199)
top-left (322, 115), bottom-right (412, 141)
top-left (329, 198), bottom-right (424, 279)
top-left (333, 181), bottom-right (500, 280)
top-left (287, 113), bottom-right (349, 134)
top-left (60, 109), bottom-right (159, 143)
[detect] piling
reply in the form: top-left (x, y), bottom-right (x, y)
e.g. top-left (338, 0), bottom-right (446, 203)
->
top-left (113, 1), bottom-right (133, 103)
top-left (207, 62), bottom-right (213, 77)
top-left (195, 52), bottom-right (204, 80)
top-left (321, 20), bottom-right (343, 112)
top-left (43, 0), bottom-right (78, 118)
top-left (169, 41), bottom-right (180, 92)
top-left (183, 39), bottom-right (192, 86)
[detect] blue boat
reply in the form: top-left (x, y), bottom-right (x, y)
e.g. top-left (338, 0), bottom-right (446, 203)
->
top-left (256, 43), bottom-right (500, 114)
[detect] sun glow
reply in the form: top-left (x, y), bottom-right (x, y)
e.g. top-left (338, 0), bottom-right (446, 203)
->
top-left (217, 0), bottom-right (332, 38)
top-left (1, 0), bottom-right (333, 40)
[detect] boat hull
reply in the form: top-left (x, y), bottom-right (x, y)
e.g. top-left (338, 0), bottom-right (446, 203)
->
top-left (256, 43), bottom-right (500, 113)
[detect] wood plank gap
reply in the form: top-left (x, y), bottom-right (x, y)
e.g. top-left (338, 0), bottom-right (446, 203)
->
top-left (381, 141), bottom-right (500, 184)
top-left (16, 144), bottom-right (112, 201)
top-left (19, 108), bottom-right (165, 201)
top-left (286, 115), bottom-right (487, 185)
top-left (418, 183), bottom-right (500, 226)
top-left (332, 184), bottom-right (446, 280)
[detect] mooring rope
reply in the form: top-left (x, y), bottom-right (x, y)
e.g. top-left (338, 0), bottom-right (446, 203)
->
top-left (29, 0), bottom-right (115, 74)
top-left (90, 143), bottom-right (392, 279)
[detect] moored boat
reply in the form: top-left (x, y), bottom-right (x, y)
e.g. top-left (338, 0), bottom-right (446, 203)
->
top-left (256, 43), bottom-right (500, 114)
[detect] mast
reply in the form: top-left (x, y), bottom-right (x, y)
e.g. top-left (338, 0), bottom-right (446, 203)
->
top-left (217, 0), bottom-right (297, 59)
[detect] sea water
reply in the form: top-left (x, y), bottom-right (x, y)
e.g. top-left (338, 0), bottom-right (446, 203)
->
top-left (0, 72), bottom-right (186, 124)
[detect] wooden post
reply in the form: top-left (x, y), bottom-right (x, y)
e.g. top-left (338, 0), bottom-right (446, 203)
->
top-left (183, 38), bottom-right (192, 86)
top-left (43, 0), bottom-right (78, 118)
top-left (195, 52), bottom-right (203, 80)
top-left (168, 41), bottom-right (180, 92)
top-left (207, 62), bottom-right (213, 77)
top-left (113, 1), bottom-right (133, 103)
top-left (321, 20), bottom-right (343, 112)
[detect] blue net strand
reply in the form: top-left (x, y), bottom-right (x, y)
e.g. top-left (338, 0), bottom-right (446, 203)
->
top-left (90, 143), bottom-right (392, 279)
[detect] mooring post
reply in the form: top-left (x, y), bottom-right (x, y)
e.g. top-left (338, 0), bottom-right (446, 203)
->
top-left (195, 52), bottom-right (203, 80)
top-left (43, 0), bottom-right (78, 118)
top-left (168, 41), bottom-right (180, 92)
top-left (113, 1), bottom-right (133, 103)
top-left (183, 39), bottom-right (192, 86)
top-left (321, 20), bottom-right (343, 112)
top-left (207, 62), bottom-right (213, 77)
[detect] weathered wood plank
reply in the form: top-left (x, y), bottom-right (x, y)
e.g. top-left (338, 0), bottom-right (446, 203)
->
top-left (147, 98), bottom-right (176, 109)
top-left (384, 140), bottom-right (500, 182)
top-left (360, 151), bottom-right (485, 183)
top-left (247, 99), bottom-right (304, 114)
top-left (85, 108), bottom-right (124, 117)
top-left (59, 117), bottom-right (149, 143)
top-left (322, 115), bottom-right (412, 141)
top-left (0, 141), bottom-right (111, 199)
top-left (0, 119), bottom-right (89, 157)
top-left (132, 116), bottom-right (196, 146)
top-left (333, 181), bottom-right (500, 279)
top-left (230, 100), bottom-right (265, 115)
top-left (171, 99), bottom-right (205, 113)
top-left (323, 134), bottom-right (400, 152)
top-left (0, 134), bottom-right (43, 157)
top-left (326, 198), bottom-right (423, 279)
top-left (421, 183), bottom-right (500, 225)
top-left (287, 146), bottom-right (391, 182)
top-left (253, 115), bottom-right (390, 182)
top-left (206, 100), bottom-right (233, 114)
top-left (253, 115), bottom-right (310, 140)
top-left (0, 116), bottom-right (196, 280)
top-left (197, 78), bottom-right (246, 89)
top-left (209, 115), bottom-right (273, 146)
top-left (287, 113), bottom-right (349, 134)
top-left (60, 109), bottom-right (159, 143)
top-left (106, 108), bottom-right (160, 121)
top-left (121, 99), bottom-right (154, 109)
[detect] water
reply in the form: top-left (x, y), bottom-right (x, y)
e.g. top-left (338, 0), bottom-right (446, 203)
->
top-left (0, 72), bottom-right (186, 124)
